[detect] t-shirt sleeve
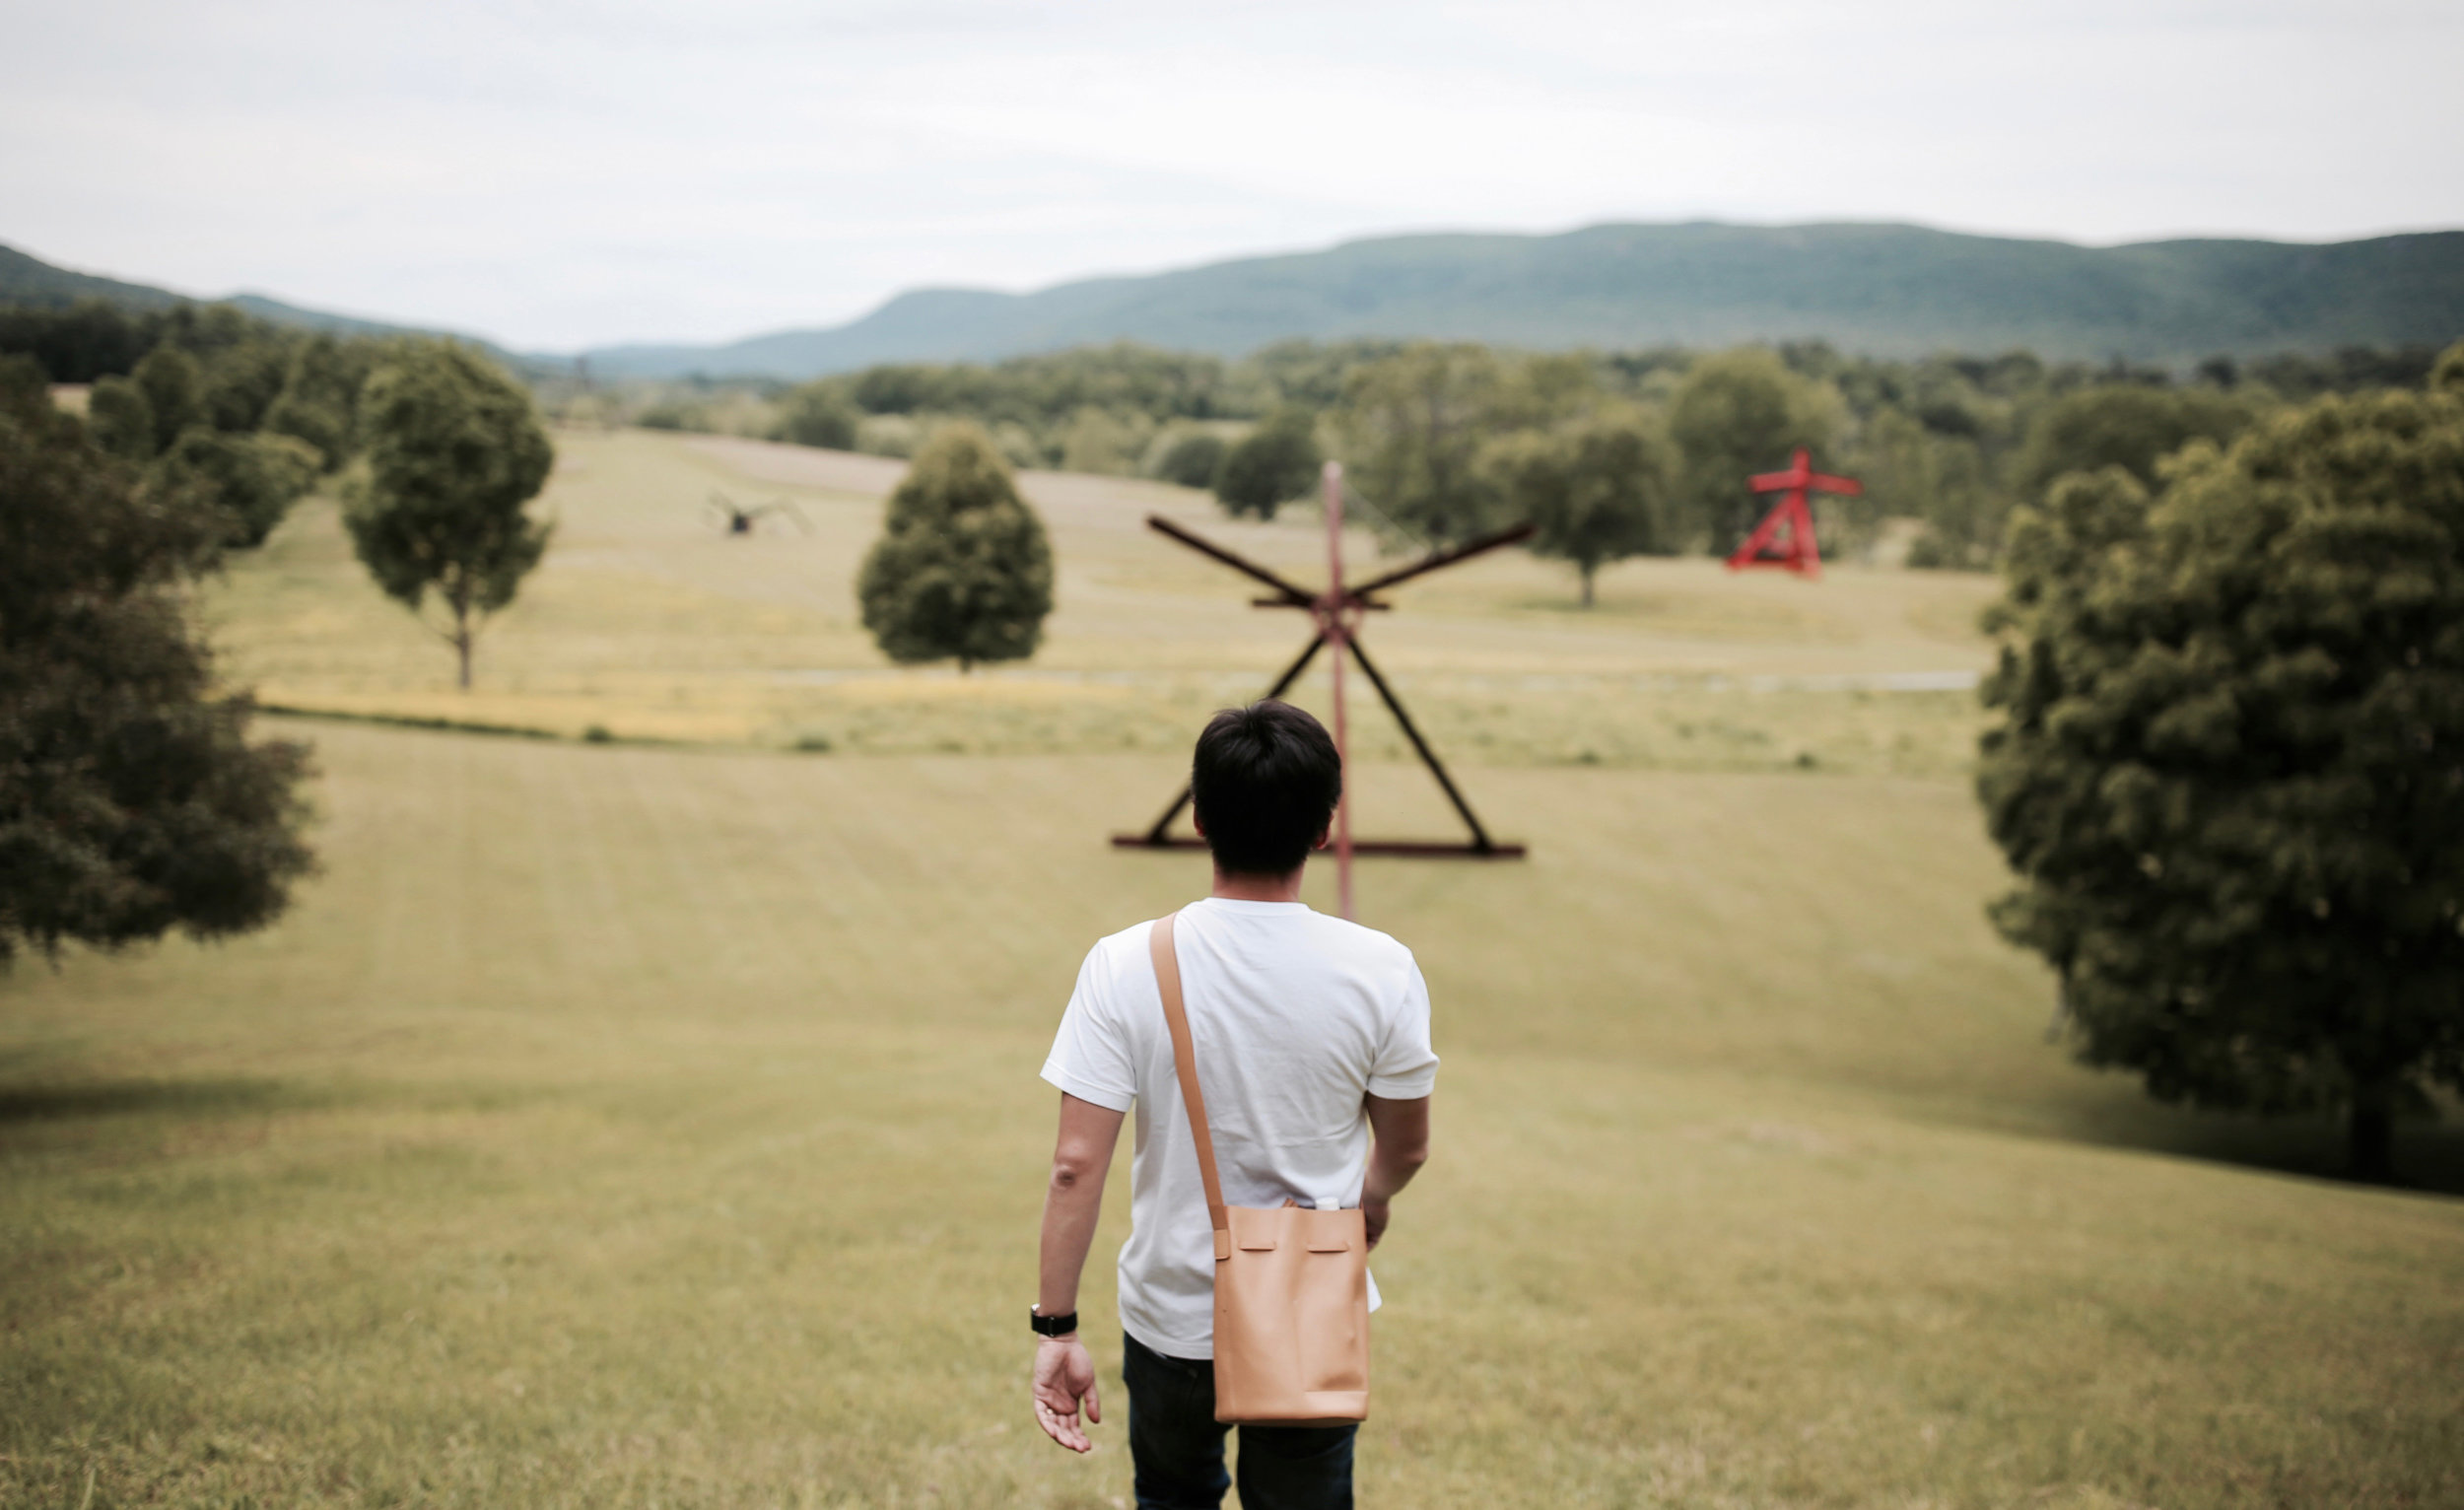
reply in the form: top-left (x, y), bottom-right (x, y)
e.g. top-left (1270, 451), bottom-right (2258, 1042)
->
top-left (1041, 941), bottom-right (1137, 1113)
top-left (1366, 955), bottom-right (1439, 1099)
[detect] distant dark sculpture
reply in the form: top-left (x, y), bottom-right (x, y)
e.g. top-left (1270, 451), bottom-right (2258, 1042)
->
top-left (1115, 462), bottom-right (1529, 907)
top-left (704, 491), bottom-right (812, 536)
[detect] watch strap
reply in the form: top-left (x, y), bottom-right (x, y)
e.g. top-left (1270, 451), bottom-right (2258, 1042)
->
top-left (1030, 1306), bottom-right (1078, 1338)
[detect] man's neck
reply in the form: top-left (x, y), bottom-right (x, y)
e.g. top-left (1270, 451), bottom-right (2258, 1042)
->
top-left (1210, 864), bottom-right (1308, 904)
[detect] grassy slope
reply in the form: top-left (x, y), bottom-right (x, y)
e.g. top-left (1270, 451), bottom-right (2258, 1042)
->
top-left (4, 431), bottom-right (2459, 1507)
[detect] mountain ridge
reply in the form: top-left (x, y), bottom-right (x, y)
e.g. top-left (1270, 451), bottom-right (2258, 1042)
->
top-left (10, 222), bottom-right (2463, 379)
top-left (0, 241), bottom-right (511, 354)
top-left (580, 221), bottom-right (2464, 378)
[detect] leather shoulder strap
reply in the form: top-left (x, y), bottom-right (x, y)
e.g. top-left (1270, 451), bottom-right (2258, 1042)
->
top-left (1149, 913), bottom-right (1228, 1236)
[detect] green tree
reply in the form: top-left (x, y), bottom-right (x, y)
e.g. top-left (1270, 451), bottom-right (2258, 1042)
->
top-left (0, 369), bottom-right (313, 962)
top-left (132, 345), bottom-right (202, 453)
top-left (156, 427), bottom-right (323, 548)
top-left (200, 338), bottom-right (293, 433)
top-left (0, 354), bottom-right (42, 408)
top-left (2014, 384), bottom-right (2251, 499)
top-left (1667, 348), bottom-right (1838, 551)
top-left (0, 299), bottom-right (160, 382)
top-left (263, 334), bottom-right (367, 468)
top-left (1864, 408), bottom-right (1998, 569)
top-left (1336, 344), bottom-right (1509, 544)
top-left (1978, 389), bottom-right (2464, 1182)
top-left (1155, 431), bottom-right (1228, 490)
top-left (1214, 409), bottom-right (1321, 519)
top-left (86, 374), bottom-right (158, 461)
top-left (1060, 406), bottom-right (1146, 475)
top-left (775, 380), bottom-right (858, 449)
top-left (856, 423), bottom-right (1053, 672)
top-left (343, 342), bottom-right (555, 690)
top-left (1480, 406), bottom-right (1675, 605)
top-left (2431, 338), bottom-right (2464, 395)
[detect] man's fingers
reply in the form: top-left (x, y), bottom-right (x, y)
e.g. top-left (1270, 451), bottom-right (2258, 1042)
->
top-left (1084, 1377), bottom-right (1102, 1424)
top-left (1035, 1399), bottom-right (1088, 1453)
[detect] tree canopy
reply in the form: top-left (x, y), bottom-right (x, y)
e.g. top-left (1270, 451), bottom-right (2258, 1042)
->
top-left (2015, 384), bottom-right (2254, 498)
top-left (1978, 388), bottom-right (2464, 1181)
top-left (1480, 405), bottom-right (1675, 604)
top-left (263, 334), bottom-right (374, 469)
top-left (1335, 344), bottom-right (1519, 545)
top-left (1156, 431), bottom-right (1228, 490)
top-left (774, 381), bottom-right (858, 450)
top-left (344, 342), bottom-right (555, 689)
top-left (1213, 409), bottom-right (1320, 519)
top-left (1666, 348), bottom-right (1839, 551)
top-left (0, 369), bottom-right (313, 962)
top-left (156, 427), bottom-right (322, 549)
top-left (856, 424), bottom-right (1053, 672)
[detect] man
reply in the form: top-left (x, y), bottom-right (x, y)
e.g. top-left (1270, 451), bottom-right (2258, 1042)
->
top-left (1029, 700), bottom-right (1436, 1510)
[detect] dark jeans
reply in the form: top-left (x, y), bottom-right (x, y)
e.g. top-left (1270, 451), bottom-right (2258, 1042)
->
top-left (1122, 1331), bottom-right (1357, 1510)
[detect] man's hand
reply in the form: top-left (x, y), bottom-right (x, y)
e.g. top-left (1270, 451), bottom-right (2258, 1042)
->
top-left (1362, 1195), bottom-right (1392, 1251)
top-left (1032, 1336), bottom-right (1102, 1453)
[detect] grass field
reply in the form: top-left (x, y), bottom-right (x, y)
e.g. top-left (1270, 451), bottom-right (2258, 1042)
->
top-left (199, 429), bottom-right (1998, 778)
top-left (5, 431), bottom-right (2460, 1508)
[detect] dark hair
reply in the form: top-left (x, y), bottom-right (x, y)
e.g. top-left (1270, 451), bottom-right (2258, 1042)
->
top-left (1191, 701), bottom-right (1342, 875)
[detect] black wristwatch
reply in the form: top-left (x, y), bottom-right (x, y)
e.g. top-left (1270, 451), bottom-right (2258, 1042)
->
top-left (1030, 1305), bottom-right (1078, 1338)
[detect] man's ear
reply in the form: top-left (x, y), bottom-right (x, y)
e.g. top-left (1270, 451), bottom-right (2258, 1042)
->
top-left (1194, 813), bottom-right (1208, 839)
top-left (1313, 823), bottom-right (1333, 852)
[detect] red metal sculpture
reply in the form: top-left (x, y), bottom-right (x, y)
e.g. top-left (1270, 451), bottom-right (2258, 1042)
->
top-left (1114, 462), bottom-right (1528, 912)
top-left (1725, 447), bottom-right (1861, 580)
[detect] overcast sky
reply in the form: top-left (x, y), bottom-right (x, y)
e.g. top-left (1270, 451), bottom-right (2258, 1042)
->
top-left (4, 0), bottom-right (2458, 351)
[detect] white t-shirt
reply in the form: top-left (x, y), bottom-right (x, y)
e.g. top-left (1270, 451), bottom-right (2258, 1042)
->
top-left (1041, 897), bottom-right (1438, 1359)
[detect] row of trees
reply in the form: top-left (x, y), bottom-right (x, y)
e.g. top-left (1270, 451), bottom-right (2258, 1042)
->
top-left (5, 301), bottom-right (379, 550)
top-left (2, 296), bottom-right (563, 690)
top-left (1, 329), bottom-right (558, 964)
top-left (611, 336), bottom-right (2455, 598)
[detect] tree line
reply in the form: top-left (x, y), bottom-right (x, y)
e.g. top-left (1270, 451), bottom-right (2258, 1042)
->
top-left (4, 300), bottom-right (370, 549)
top-left (4, 304), bottom-right (557, 964)
top-left (582, 334), bottom-right (2451, 599)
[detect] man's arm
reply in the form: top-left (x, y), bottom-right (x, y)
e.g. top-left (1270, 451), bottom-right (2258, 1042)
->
top-left (1032, 1091), bottom-right (1126, 1453)
top-left (1361, 1092), bottom-right (1431, 1251)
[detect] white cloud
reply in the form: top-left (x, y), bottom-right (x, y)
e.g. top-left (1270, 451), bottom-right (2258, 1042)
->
top-left (1, 0), bottom-right (2456, 349)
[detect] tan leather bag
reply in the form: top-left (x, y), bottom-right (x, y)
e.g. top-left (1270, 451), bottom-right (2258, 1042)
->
top-left (1149, 913), bottom-right (1371, 1426)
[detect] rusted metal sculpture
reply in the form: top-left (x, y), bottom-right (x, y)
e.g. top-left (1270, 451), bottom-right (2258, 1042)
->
top-left (1115, 462), bottom-right (1529, 914)
top-left (1725, 448), bottom-right (1860, 580)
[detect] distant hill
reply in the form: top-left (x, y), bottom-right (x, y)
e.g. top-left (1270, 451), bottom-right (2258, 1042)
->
top-left (581, 222), bottom-right (2464, 379)
top-left (0, 241), bottom-right (188, 311)
top-left (16, 224), bottom-right (2462, 382)
top-left (0, 240), bottom-right (513, 354)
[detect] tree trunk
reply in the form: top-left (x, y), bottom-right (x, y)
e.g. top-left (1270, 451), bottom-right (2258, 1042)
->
top-left (1580, 566), bottom-right (1596, 608)
top-left (453, 606), bottom-right (473, 691)
top-left (2348, 1078), bottom-right (2395, 1184)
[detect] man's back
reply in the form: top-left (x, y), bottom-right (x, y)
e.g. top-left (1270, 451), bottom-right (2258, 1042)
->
top-left (1029, 700), bottom-right (1436, 1506)
top-left (1042, 897), bottom-right (1437, 1359)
